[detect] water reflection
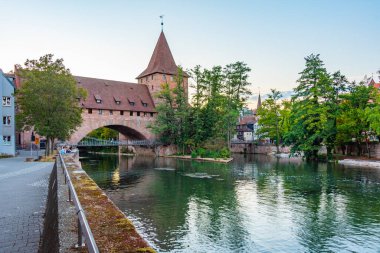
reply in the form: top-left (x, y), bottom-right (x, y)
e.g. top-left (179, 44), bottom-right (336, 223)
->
top-left (81, 153), bottom-right (380, 252)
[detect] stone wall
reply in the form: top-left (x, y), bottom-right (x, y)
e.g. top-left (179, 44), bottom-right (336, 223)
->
top-left (155, 144), bottom-right (178, 156)
top-left (231, 144), bottom-right (291, 155)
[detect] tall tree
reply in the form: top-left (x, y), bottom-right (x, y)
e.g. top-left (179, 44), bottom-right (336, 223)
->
top-left (285, 54), bottom-right (331, 160)
top-left (337, 83), bottom-right (374, 156)
top-left (16, 54), bottom-right (86, 155)
top-left (257, 89), bottom-right (283, 153)
top-left (224, 62), bottom-right (252, 147)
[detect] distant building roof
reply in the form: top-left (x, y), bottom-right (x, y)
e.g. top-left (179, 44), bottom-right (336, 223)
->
top-left (369, 77), bottom-right (380, 89)
top-left (239, 115), bottom-right (257, 125)
top-left (136, 31), bottom-right (188, 79)
top-left (75, 76), bottom-right (156, 112)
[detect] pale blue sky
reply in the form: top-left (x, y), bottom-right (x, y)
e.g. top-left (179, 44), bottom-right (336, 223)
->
top-left (0, 0), bottom-right (379, 104)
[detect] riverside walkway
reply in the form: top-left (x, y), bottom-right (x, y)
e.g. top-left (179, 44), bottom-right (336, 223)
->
top-left (0, 154), bottom-right (53, 253)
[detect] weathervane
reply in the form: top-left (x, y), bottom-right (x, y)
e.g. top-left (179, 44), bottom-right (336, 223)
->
top-left (160, 15), bottom-right (164, 31)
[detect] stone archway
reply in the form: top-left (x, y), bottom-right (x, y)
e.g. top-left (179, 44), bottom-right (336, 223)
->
top-left (68, 111), bottom-right (156, 144)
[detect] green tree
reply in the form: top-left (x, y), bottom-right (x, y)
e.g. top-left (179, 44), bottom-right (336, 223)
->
top-left (285, 54), bottom-right (331, 160)
top-left (322, 71), bottom-right (347, 160)
top-left (257, 89), bottom-right (283, 153)
top-left (337, 83), bottom-right (374, 156)
top-left (224, 62), bottom-right (252, 147)
top-left (16, 54), bottom-right (86, 155)
top-left (87, 127), bottom-right (119, 140)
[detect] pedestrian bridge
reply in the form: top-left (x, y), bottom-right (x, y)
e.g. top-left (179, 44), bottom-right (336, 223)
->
top-left (68, 137), bottom-right (158, 147)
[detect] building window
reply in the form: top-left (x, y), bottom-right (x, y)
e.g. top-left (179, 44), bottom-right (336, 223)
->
top-left (142, 102), bottom-right (148, 107)
top-left (2, 96), bottom-right (11, 106)
top-left (152, 85), bottom-right (154, 90)
top-left (88, 109), bottom-right (92, 114)
top-left (163, 74), bottom-right (166, 81)
top-left (120, 111), bottom-right (124, 115)
top-left (130, 111), bottom-right (133, 116)
top-left (2, 116), bottom-right (11, 126)
top-left (137, 112), bottom-right (140, 116)
top-left (116, 101), bottom-right (120, 105)
top-left (129, 101), bottom-right (135, 106)
top-left (110, 110), bottom-right (113, 115)
top-left (170, 76), bottom-right (174, 81)
top-left (151, 75), bottom-right (154, 80)
top-left (2, 136), bottom-right (11, 145)
top-left (146, 77), bottom-right (148, 82)
top-left (150, 112), bottom-right (154, 117)
top-left (99, 109), bottom-right (103, 115)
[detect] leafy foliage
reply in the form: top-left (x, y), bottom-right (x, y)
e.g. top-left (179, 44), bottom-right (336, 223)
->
top-left (150, 62), bottom-right (252, 158)
top-left (16, 54), bottom-right (87, 155)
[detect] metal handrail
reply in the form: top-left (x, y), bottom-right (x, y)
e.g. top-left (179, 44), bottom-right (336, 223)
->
top-left (58, 152), bottom-right (99, 253)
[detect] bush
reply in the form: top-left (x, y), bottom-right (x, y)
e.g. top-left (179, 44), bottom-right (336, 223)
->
top-left (197, 148), bottom-right (207, 158)
top-left (219, 147), bottom-right (230, 158)
top-left (191, 150), bottom-right (198, 158)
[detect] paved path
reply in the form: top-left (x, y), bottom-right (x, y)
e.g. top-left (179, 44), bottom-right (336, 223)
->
top-left (0, 156), bottom-right (53, 253)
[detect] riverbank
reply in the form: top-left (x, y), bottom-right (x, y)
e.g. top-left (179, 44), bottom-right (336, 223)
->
top-left (163, 155), bottom-right (233, 163)
top-left (61, 153), bottom-right (155, 252)
top-left (338, 159), bottom-right (380, 168)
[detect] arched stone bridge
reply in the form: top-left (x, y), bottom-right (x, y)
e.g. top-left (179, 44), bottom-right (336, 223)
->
top-left (68, 111), bottom-right (156, 145)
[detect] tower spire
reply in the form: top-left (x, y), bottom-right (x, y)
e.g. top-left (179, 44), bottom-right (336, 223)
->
top-left (257, 92), bottom-right (262, 109)
top-left (160, 15), bottom-right (164, 31)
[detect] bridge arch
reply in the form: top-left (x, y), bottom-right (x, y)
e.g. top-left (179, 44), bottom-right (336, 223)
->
top-left (68, 112), bottom-right (155, 144)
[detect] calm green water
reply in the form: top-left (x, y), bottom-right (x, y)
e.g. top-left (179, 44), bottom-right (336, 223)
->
top-left (80, 153), bottom-right (380, 252)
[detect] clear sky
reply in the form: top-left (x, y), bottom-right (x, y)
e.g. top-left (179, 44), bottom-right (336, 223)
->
top-left (0, 0), bottom-right (379, 104)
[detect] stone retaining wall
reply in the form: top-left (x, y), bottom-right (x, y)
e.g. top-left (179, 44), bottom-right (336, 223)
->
top-left (231, 144), bottom-right (291, 155)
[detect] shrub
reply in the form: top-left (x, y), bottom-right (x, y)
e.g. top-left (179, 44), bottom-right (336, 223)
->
top-left (191, 150), bottom-right (198, 158)
top-left (197, 148), bottom-right (207, 158)
top-left (219, 147), bottom-right (230, 158)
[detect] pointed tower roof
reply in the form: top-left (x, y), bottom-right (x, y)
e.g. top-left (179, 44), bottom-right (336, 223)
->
top-left (257, 93), bottom-right (262, 109)
top-left (137, 31), bottom-right (187, 79)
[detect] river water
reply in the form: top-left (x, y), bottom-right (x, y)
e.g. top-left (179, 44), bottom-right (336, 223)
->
top-left (80, 153), bottom-right (380, 252)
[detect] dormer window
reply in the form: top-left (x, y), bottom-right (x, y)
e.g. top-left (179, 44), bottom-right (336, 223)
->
top-left (114, 96), bottom-right (121, 105)
top-left (128, 98), bottom-right (135, 106)
top-left (141, 98), bottom-right (148, 107)
top-left (94, 94), bottom-right (102, 104)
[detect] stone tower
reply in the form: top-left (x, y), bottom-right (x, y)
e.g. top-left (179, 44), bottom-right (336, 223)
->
top-left (136, 31), bottom-right (188, 106)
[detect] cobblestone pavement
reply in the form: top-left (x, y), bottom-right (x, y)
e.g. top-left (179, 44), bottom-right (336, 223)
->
top-left (0, 157), bottom-right (53, 253)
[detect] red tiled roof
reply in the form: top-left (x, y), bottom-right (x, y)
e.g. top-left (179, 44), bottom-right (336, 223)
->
top-left (137, 31), bottom-right (188, 78)
top-left (374, 82), bottom-right (380, 89)
top-left (75, 76), bottom-right (156, 112)
top-left (239, 115), bottom-right (257, 125)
